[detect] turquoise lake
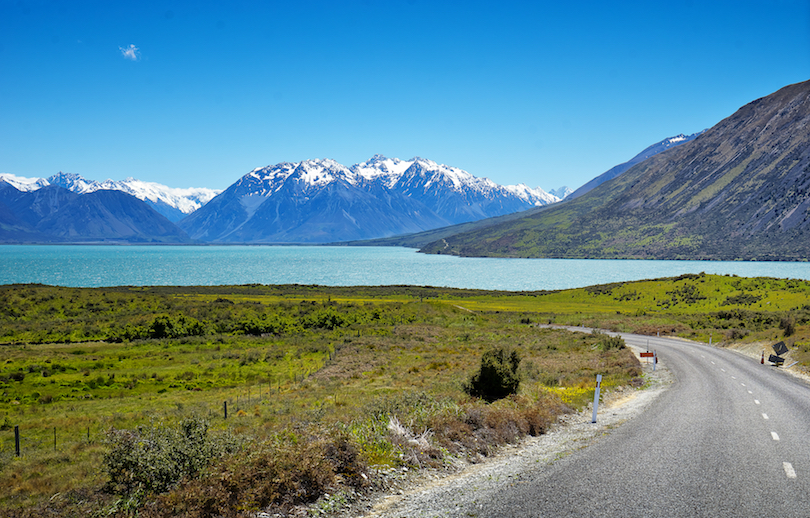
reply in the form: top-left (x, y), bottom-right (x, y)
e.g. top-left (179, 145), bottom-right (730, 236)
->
top-left (1, 245), bottom-right (809, 291)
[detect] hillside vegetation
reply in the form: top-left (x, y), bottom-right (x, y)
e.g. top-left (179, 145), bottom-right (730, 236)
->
top-left (421, 80), bottom-right (810, 260)
top-left (0, 275), bottom-right (808, 516)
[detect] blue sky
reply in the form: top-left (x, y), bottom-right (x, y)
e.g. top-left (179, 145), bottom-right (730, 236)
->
top-left (1, 1), bottom-right (808, 192)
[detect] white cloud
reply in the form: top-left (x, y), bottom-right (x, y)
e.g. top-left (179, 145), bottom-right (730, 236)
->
top-left (119, 44), bottom-right (140, 61)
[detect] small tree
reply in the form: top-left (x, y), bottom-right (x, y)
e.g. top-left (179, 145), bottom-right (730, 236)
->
top-left (464, 346), bottom-right (521, 402)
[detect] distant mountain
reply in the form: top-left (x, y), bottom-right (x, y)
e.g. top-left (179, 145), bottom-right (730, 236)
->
top-left (0, 173), bottom-right (50, 192)
top-left (568, 132), bottom-right (704, 200)
top-left (0, 172), bottom-right (220, 222)
top-left (420, 80), bottom-right (810, 261)
top-left (179, 156), bottom-right (559, 243)
top-left (549, 186), bottom-right (573, 200)
top-left (0, 180), bottom-right (190, 243)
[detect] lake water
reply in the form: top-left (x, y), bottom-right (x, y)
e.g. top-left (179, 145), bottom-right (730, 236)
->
top-left (1, 245), bottom-right (809, 291)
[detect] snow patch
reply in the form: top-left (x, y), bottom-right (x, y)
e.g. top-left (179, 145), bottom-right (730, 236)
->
top-left (239, 193), bottom-right (269, 218)
top-left (0, 173), bottom-right (50, 191)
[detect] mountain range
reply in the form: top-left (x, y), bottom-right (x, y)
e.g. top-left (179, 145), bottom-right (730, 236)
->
top-left (0, 172), bottom-right (220, 222)
top-left (420, 79), bottom-right (810, 261)
top-left (5, 78), bottom-right (805, 253)
top-left (0, 157), bottom-right (563, 244)
top-left (0, 183), bottom-right (190, 243)
top-left (178, 155), bottom-right (559, 243)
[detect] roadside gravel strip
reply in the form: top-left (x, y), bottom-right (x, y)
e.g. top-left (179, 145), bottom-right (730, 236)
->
top-left (353, 337), bottom-right (673, 518)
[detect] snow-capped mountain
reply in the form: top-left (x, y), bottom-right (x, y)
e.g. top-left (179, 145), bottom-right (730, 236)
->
top-left (0, 173), bottom-right (50, 191)
top-left (179, 155), bottom-right (559, 243)
top-left (505, 183), bottom-right (560, 204)
top-left (0, 172), bottom-right (220, 222)
top-left (0, 182), bottom-right (190, 243)
top-left (548, 186), bottom-right (573, 200)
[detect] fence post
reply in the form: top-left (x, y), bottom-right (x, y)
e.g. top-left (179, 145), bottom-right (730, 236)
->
top-left (224, 401), bottom-right (228, 419)
top-left (53, 427), bottom-right (56, 452)
top-left (592, 374), bottom-right (602, 423)
top-left (15, 425), bottom-right (20, 457)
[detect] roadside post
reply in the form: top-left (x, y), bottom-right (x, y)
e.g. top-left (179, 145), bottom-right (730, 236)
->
top-left (592, 374), bottom-right (602, 423)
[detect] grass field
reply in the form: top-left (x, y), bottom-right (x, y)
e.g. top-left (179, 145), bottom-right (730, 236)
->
top-left (0, 274), bottom-right (807, 516)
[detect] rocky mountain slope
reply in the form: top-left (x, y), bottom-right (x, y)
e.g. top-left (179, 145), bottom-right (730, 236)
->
top-left (421, 80), bottom-right (810, 260)
top-left (568, 132), bottom-right (704, 199)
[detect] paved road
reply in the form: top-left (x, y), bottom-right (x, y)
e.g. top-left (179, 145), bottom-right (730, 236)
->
top-left (477, 332), bottom-right (810, 517)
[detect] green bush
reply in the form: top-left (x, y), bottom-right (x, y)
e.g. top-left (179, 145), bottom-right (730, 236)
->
top-left (781, 315), bottom-right (796, 337)
top-left (599, 334), bottom-right (626, 351)
top-left (103, 416), bottom-right (242, 496)
top-left (464, 346), bottom-right (521, 402)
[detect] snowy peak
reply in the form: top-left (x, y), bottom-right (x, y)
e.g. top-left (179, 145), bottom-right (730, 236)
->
top-left (47, 171), bottom-right (98, 193)
top-left (1, 172), bottom-right (220, 221)
top-left (0, 173), bottom-right (50, 191)
top-left (548, 186), bottom-right (573, 200)
top-left (293, 158), bottom-right (356, 187)
top-left (504, 184), bottom-right (560, 205)
top-left (351, 155), bottom-right (413, 186)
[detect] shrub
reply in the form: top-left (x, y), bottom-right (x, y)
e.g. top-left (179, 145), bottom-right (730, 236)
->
top-left (304, 308), bottom-right (347, 330)
top-left (591, 330), bottom-right (625, 350)
top-left (464, 346), bottom-right (521, 402)
top-left (599, 334), bottom-right (625, 351)
top-left (147, 315), bottom-right (207, 339)
top-left (728, 328), bottom-right (749, 340)
top-left (781, 315), bottom-right (796, 337)
top-left (142, 430), bottom-right (367, 518)
top-left (237, 314), bottom-right (301, 336)
top-left (103, 416), bottom-right (242, 496)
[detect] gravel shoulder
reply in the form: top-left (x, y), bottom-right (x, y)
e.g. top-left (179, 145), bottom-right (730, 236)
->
top-left (337, 344), bottom-right (673, 518)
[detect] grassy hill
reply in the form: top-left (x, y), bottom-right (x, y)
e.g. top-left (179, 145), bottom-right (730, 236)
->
top-left (420, 80), bottom-right (810, 260)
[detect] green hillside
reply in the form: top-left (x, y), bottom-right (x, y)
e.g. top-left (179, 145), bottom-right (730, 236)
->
top-left (421, 80), bottom-right (810, 260)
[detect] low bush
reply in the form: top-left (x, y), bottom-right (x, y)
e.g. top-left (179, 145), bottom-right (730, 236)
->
top-left (103, 416), bottom-right (242, 496)
top-left (463, 346), bottom-right (521, 402)
top-left (781, 315), bottom-right (796, 337)
top-left (142, 430), bottom-right (367, 518)
top-left (598, 333), bottom-right (625, 351)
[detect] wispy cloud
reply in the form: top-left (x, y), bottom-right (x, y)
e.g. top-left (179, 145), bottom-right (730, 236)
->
top-left (119, 44), bottom-right (140, 61)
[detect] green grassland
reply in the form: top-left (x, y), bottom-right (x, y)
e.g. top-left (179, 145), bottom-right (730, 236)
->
top-left (0, 274), bottom-right (808, 516)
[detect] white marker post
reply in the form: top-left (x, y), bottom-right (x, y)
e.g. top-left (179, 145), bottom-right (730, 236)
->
top-left (592, 374), bottom-right (602, 423)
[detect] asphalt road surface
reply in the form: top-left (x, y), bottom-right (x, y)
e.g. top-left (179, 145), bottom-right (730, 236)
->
top-left (476, 332), bottom-right (810, 517)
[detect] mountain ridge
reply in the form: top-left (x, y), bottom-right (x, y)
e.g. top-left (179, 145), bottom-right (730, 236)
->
top-left (0, 172), bottom-right (220, 222)
top-left (567, 131), bottom-right (705, 200)
top-left (0, 181), bottom-right (191, 243)
top-left (178, 156), bottom-right (560, 243)
top-left (419, 80), bottom-right (810, 260)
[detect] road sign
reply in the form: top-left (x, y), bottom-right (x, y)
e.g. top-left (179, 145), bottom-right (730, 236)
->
top-left (773, 341), bottom-right (788, 355)
top-left (769, 354), bottom-right (785, 365)
top-left (640, 352), bottom-right (655, 358)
